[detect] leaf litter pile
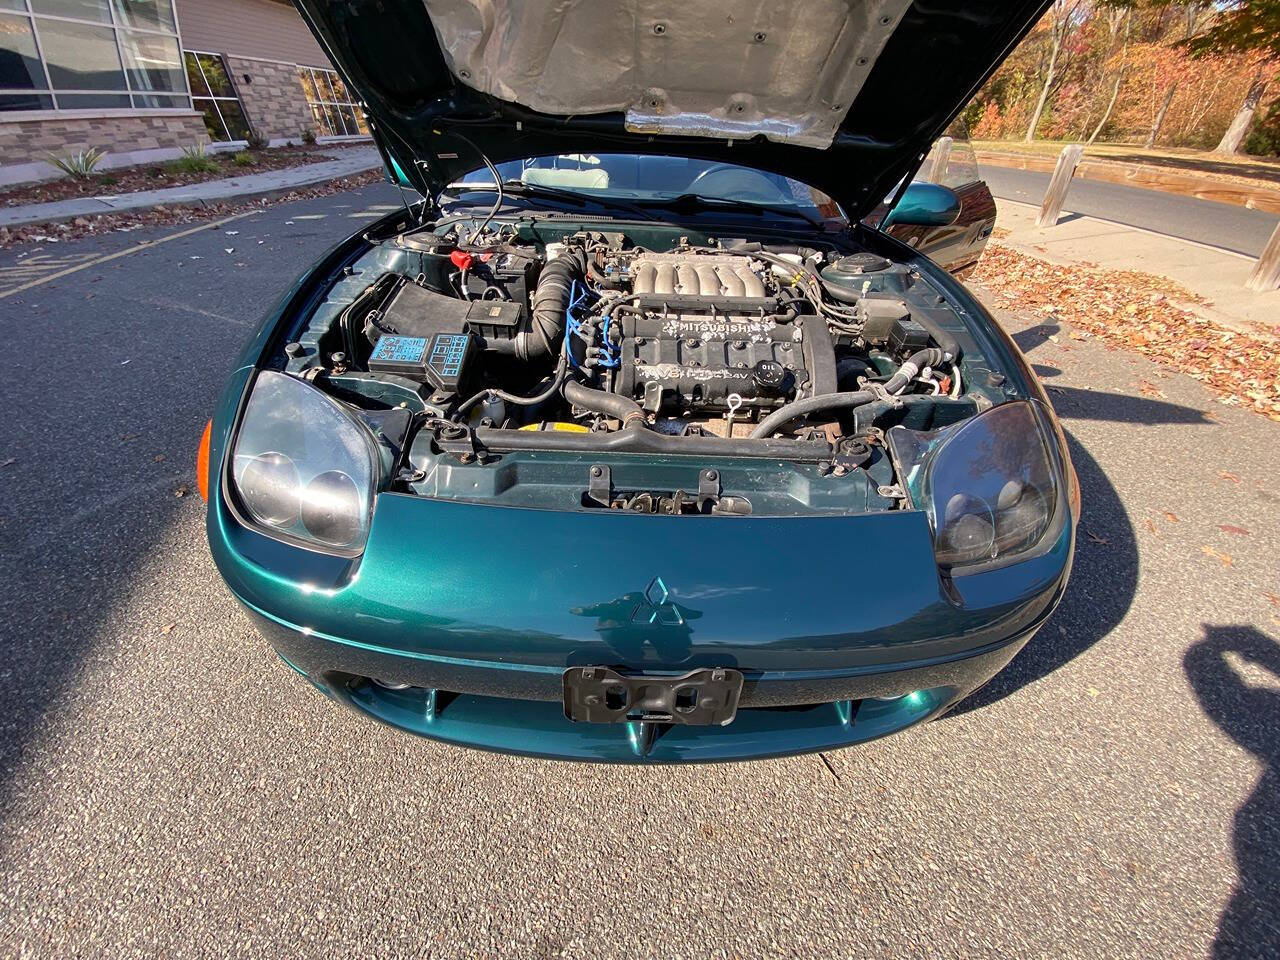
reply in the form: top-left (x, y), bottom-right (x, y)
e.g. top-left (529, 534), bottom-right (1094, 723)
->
top-left (0, 169), bottom-right (384, 251)
top-left (972, 242), bottom-right (1280, 422)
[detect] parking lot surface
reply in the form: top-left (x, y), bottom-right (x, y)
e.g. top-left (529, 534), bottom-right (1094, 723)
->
top-left (1, 184), bottom-right (1277, 958)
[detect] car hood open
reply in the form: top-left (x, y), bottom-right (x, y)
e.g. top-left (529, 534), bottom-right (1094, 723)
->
top-left (293, 0), bottom-right (1049, 219)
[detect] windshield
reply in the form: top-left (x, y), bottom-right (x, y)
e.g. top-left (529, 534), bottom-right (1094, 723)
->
top-left (455, 153), bottom-right (841, 219)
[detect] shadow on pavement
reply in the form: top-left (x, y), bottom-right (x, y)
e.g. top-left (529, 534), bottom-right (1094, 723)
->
top-left (1185, 625), bottom-right (1280, 959)
top-left (1013, 319), bottom-right (1215, 425)
top-left (1046, 385), bottom-right (1216, 425)
top-left (950, 360), bottom-right (1219, 713)
top-left (946, 428), bottom-right (1136, 716)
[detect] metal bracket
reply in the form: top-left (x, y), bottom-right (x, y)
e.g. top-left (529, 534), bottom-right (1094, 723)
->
top-left (697, 468), bottom-right (721, 509)
top-left (587, 463), bottom-right (612, 507)
top-left (868, 383), bottom-right (904, 408)
top-left (432, 421), bottom-right (487, 464)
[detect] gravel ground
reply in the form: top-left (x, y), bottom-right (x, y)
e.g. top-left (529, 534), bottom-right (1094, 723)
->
top-left (0, 184), bottom-right (1277, 958)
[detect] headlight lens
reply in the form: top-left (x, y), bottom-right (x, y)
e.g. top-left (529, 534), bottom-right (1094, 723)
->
top-left (888, 401), bottom-right (1060, 571)
top-left (231, 371), bottom-right (380, 554)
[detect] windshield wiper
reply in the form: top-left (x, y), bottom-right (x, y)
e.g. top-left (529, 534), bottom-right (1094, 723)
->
top-left (639, 193), bottom-right (826, 229)
top-left (443, 179), bottom-right (659, 221)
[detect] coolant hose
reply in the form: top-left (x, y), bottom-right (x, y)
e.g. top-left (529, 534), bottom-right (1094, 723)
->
top-left (910, 310), bottom-right (960, 363)
top-left (563, 379), bottom-right (646, 428)
top-left (750, 348), bottom-right (943, 438)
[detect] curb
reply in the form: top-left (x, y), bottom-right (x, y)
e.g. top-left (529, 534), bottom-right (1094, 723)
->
top-left (0, 161), bottom-right (384, 231)
top-left (976, 150), bottom-right (1280, 215)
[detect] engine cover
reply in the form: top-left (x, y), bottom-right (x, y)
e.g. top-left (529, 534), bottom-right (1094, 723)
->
top-left (614, 321), bottom-right (804, 413)
top-left (601, 249), bottom-right (836, 414)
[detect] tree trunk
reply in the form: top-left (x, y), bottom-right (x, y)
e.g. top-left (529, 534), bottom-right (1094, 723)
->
top-left (1215, 70), bottom-right (1268, 156)
top-left (1088, 74), bottom-right (1123, 145)
top-left (1025, 40), bottom-right (1060, 142)
top-left (1145, 82), bottom-right (1177, 148)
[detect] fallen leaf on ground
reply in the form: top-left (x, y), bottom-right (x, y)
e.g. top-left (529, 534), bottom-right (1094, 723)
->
top-left (1144, 518), bottom-right (1159, 536)
top-left (1139, 381), bottom-right (1166, 399)
top-left (0, 171), bottom-right (382, 252)
top-left (173, 483), bottom-right (190, 498)
top-left (1163, 511), bottom-right (1180, 523)
top-left (152, 453), bottom-right (166, 462)
top-left (1087, 530), bottom-right (1110, 545)
top-left (1201, 546), bottom-right (1235, 567)
top-left (160, 621), bottom-right (176, 634)
top-left (972, 244), bottom-right (1280, 422)
top-left (0, 457), bottom-right (14, 468)
top-left (1219, 471), bottom-right (1242, 484)
top-left (1262, 592), bottom-right (1280, 607)
top-left (1218, 524), bottom-right (1251, 536)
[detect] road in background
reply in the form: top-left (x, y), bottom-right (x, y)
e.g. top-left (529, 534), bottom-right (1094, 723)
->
top-left (980, 163), bottom-right (1280, 258)
top-left (1, 186), bottom-right (1279, 957)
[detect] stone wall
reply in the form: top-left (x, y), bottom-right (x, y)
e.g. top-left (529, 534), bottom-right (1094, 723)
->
top-left (226, 56), bottom-right (315, 143)
top-left (0, 112), bottom-right (207, 167)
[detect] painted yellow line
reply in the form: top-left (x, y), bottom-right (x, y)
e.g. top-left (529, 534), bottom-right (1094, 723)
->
top-left (0, 210), bottom-right (257, 300)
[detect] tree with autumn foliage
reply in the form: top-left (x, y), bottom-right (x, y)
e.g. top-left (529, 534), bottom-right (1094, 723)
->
top-left (1185, 1), bottom-right (1280, 153)
top-left (964, 0), bottom-right (1280, 156)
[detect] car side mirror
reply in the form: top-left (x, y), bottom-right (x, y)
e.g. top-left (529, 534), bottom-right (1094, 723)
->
top-left (882, 182), bottom-right (961, 228)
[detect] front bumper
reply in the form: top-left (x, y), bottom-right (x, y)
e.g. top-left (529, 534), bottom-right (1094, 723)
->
top-left (247, 598), bottom-right (1037, 762)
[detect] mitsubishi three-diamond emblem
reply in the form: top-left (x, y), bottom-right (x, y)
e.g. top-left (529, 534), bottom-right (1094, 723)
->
top-left (632, 576), bottom-right (684, 626)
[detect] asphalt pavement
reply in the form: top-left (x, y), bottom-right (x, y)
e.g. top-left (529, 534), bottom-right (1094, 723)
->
top-left (1, 184), bottom-right (1279, 958)
top-left (980, 163), bottom-right (1280, 258)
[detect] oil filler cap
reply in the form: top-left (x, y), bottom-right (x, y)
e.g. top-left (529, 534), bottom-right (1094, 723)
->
top-left (752, 359), bottom-right (791, 396)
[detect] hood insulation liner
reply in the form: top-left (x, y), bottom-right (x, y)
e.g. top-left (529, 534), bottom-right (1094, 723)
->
top-left (421, 0), bottom-right (914, 149)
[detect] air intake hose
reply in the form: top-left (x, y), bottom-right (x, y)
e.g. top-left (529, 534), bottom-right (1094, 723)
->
top-left (484, 251), bottom-right (585, 361)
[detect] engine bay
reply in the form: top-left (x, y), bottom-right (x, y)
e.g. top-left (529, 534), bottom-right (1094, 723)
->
top-left (277, 216), bottom-right (1004, 517)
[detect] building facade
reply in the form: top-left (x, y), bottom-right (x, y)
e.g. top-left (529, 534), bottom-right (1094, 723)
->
top-left (0, 0), bottom-right (368, 186)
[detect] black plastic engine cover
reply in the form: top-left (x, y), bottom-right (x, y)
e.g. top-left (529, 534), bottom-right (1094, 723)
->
top-left (613, 314), bottom-right (807, 413)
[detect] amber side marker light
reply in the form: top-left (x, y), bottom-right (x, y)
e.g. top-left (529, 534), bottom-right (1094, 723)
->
top-left (196, 419), bottom-right (212, 502)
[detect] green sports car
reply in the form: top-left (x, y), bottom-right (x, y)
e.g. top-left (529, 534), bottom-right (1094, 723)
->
top-left (202, 0), bottom-right (1076, 761)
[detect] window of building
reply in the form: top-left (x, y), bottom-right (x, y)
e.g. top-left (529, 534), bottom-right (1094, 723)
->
top-left (297, 65), bottom-right (368, 139)
top-left (184, 51), bottom-right (249, 143)
top-left (0, 0), bottom-right (186, 112)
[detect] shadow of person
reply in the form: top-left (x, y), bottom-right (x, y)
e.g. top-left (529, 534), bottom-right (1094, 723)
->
top-left (1185, 625), bottom-right (1280, 958)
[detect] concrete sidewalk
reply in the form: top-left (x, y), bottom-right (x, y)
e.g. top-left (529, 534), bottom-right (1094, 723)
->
top-left (993, 198), bottom-right (1280, 335)
top-left (0, 145), bottom-right (383, 230)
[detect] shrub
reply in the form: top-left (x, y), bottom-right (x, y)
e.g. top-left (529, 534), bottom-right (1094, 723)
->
top-left (173, 142), bottom-right (219, 174)
top-left (47, 147), bottom-right (105, 180)
top-left (245, 128), bottom-right (268, 151)
top-left (232, 150), bottom-right (255, 167)
top-left (1245, 101), bottom-right (1280, 157)
top-left (301, 127), bottom-right (317, 145)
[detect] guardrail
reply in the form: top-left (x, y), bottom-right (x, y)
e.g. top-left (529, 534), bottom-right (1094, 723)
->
top-left (1014, 144), bottom-right (1280, 292)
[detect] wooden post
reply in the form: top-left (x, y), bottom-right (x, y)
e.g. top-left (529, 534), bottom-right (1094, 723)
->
top-left (1247, 221), bottom-right (1280, 292)
top-left (927, 136), bottom-right (952, 184)
top-left (1036, 144), bottom-right (1084, 228)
